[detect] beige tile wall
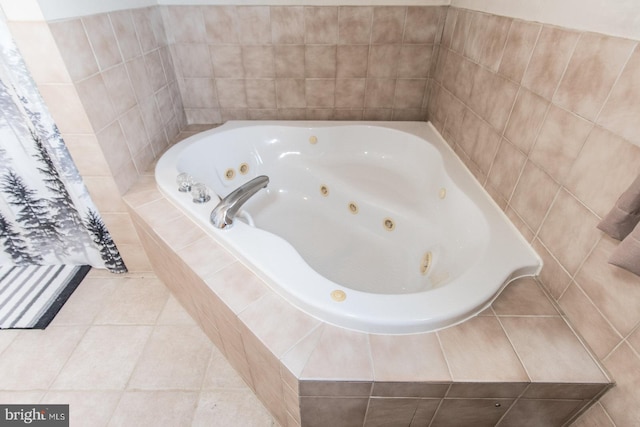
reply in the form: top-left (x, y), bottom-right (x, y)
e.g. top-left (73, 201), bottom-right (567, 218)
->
top-left (48, 7), bottom-right (185, 192)
top-left (163, 5), bottom-right (445, 123)
top-left (429, 7), bottom-right (640, 426)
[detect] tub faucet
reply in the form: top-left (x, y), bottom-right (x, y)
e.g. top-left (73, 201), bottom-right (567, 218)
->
top-left (210, 175), bottom-right (269, 229)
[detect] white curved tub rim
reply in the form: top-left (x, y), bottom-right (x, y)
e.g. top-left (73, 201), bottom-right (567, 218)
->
top-left (155, 121), bottom-right (542, 334)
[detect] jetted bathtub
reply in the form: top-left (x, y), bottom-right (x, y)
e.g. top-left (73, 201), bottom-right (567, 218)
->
top-left (155, 121), bottom-right (542, 334)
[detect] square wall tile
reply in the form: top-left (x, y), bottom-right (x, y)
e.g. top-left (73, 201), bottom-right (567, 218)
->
top-left (102, 63), bottom-right (137, 116)
top-left (521, 26), bottom-right (579, 100)
top-left (245, 79), bottom-right (276, 109)
top-left (242, 45), bottom-right (275, 78)
top-left (371, 7), bottom-right (405, 44)
top-left (338, 7), bottom-right (372, 44)
top-left (554, 32), bottom-right (635, 122)
top-left (236, 6), bottom-right (271, 44)
top-left (276, 79), bottom-right (305, 108)
top-left (275, 45), bottom-right (305, 78)
top-left (306, 79), bottom-right (335, 108)
top-left (336, 45), bottom-right (368, 78)
top-left (210, 45), bottom-right (243, 78)
top-left (404, 7), bottom-right (443, 44)
top-left (499, 20), bottom-right (541, 83)
top-left (486, 139), bottom-right (526, 200)
top-left (538, 189), bottom-right (600, 275)
top-left (529, 104), bottom-right (592, 184)
top-left (305, 45), bottom-right (336, 78)
top-left (110, 10), bottom-right (142, 61)
top-left (271, 6), bottom-right (304, 44)
top-left (398, 45), bottom-right (433, 78)
top-left (82, 14), bottom-right (121, 71)
top-left (335, 79), bottom-right (365, 108)
top-left (510, 161), bottom-right (559, 232)
top-left (168, 6), bottom-right (206, 43)
top-left (574, 237), bottom-right (640, 337)
top-left (368, 45), bottom-right (401, 78)
top-left (464, 12), bottom-right (511, 71)
top-left (48, 19), bottom-right (98, 82)
top-left (305, 7), bottom-right (338, 44)
top-left (598, 44), bottom-right (640, 146)
top-left (176, 44), bottom-right (212, 78)
top-left (216, 79), bottom-right (247, 109)
top-left (565, 126), bottom-right (640, 217)
top-left (203, 6), bottom-right (239, 44)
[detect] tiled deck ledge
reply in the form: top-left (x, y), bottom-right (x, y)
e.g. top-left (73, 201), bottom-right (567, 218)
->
top-left (124, 176), bottom-right (612, 427)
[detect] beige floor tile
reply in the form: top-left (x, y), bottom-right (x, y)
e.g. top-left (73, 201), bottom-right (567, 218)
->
top-left (201, 345), bottom-right (247, 390)
top-left (0, 270), bottom-right (277, 426)
top-left (192, 389), bottom-right (277, 427)
top-left (51, 325), bottom-right (152, 390)
top-left (155, 295), bottom-right (198, 326)
top-left (127, 325), bottom-right (212, 390)
top-left (0, 326), bottom-right (86, 390)
top-left (49, 277), bottom-right (119, 325)
top-left (43, 390), bottom-right (121, 427)
top-left (108, 391), bottom-right (199, 427)
top-left (0, 391), bottom-right (46, 403)
top-left (93, 278), bottom-right (169, 325)
top-left (0, 329), bottom-right (21, 353)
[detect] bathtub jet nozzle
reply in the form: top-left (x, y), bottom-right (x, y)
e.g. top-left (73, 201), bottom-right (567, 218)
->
top-left (210, 175), bottom-right (269, 229)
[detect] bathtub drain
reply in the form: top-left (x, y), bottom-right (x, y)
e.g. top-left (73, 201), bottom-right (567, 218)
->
top-left (320, 185), bottom-right (329, 196)
top-left (348, 202), bottom-right (358, 214)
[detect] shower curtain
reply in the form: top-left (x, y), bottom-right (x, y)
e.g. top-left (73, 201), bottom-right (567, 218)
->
top-left (0, 14), bottom-right (126, 273)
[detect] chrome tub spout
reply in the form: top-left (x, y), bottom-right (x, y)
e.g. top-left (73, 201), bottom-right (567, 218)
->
top-left (210, 175), bottom-right (269, 229)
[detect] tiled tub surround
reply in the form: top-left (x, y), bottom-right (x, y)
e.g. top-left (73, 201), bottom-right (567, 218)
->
top-left (428, 7), bottom-right (640, 426)
top-left (164, 5), bottom-right (445, 123)
top-left (124, 173), bottom-right (611, 427)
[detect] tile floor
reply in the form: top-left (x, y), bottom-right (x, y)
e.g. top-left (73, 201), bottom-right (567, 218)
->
top-left (0, 268), bottom-right (278, 427)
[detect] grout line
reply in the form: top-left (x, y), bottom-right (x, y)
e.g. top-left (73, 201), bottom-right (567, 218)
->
top-left (592, 39), bottom-right (638, 125)
top-left (547, 30), bottom-right (582, 104)
top-left (494, 315), bottom-right (533, 383)
top-left (434, 331), bottom-right (454, 382)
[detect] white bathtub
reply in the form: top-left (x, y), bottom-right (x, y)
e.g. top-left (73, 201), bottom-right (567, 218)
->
top-left (155, 121), bottom-right (541, 334)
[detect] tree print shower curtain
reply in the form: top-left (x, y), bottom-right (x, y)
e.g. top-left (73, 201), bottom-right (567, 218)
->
top-left (0, 16), bottom-right (126, 273)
